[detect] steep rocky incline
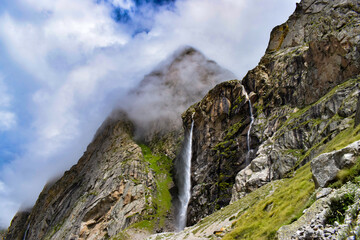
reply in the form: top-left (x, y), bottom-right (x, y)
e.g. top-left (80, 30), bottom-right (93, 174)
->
top-left (4, 0), bottom-right (360, 239)
top-left (7, 115), bottom-right (159, 240)
top-left (181, 0), bottom-right (360, 226)
top-left (182, 80), bottom-right (253, 225)
top-left (231, 0), bottom-right (360, 202)
top-left (4, 47), bottom-right (235, 240)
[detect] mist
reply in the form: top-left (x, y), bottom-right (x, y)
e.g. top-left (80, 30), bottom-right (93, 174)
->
top-left (0, 0), bottom-right (298, 228)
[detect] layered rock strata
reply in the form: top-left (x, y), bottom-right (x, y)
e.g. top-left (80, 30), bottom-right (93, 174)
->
top-left (5, 48), bottom-right (234, 239)
top-left (180, 0), bottom-right (360, 224)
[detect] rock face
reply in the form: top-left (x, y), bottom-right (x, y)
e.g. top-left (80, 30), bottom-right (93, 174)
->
top-left (311, 140), bottom-right (360, 188)
top-left (179, 0), bottom-right (360, 224)
top-left (4, 210), bottom-right (30, 240)
top-left (245, 0), bottom-right (360, 108)
top-left (231, 77), bottom-right (360, 202)
top-left (277, 182), bottom-right (360, 240)
top-left (355, 93), bottom-right (360, 127)
top-left (7, 116), bottom-right (157, 240)
top-left (182, 80), bottom-right (253, 225)
top-left (5, 47), bottom-right (234, 240)
top-left (5, 0), bottom-right (360, 238)
top-left (229, 0), bottom-right (360, 203)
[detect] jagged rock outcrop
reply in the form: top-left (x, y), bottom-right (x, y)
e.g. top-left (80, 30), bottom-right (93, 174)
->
top-left (311, 140), bottom-right (360, 188)
top-left (4, 210), bottom-right (30, 240)
top-left (231, 77), bottom-right (360, 202)
top-left (245, 0), bottom-right (360, 108)
top-left (177, 0), bottom-right (360, 224)
top-left (229, 0), bottom-right (360, 202)
top-left (5, 47), bottom-right (235, 240)
top-left (7, 115), bottom-right (158, 240)
top-left (277, 182), bottom-right (360, 240)
top-left (5, 0), bottom-right (360, 238)
top-left (182, 80), bottom-right (252, 225)
top-left (355, 93), bottom-right (360, 127)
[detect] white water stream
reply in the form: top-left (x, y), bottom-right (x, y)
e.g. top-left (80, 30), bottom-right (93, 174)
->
top-left (23, 224), bottom-right (29, 240)
top-left (242, 86), bottom-right (254, 165)
top-left (177, 118), bottom-right (194, 231)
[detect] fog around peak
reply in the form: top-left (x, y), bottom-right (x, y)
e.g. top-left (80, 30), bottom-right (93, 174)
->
top-left (122, 46), bottom-right (235, 140)
top-left (0, 0), bottom-right (298, 228)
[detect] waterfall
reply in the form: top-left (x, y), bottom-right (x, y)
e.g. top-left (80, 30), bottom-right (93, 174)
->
top-left (176, 117), bottom-right (194, 231)
top-left (242, 85), bottom-right (254, 165)
top-left (246, 98), bottom-right (254, 164)
top-left (23, 224), bottom-right (29, 240)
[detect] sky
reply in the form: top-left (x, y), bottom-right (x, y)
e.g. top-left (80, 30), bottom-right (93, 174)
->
top-left (0, 0), bottom-right (299, 228)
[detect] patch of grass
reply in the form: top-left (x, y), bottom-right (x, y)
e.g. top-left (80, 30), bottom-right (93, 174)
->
top-left (329, 157), bottom-right (360, 188)
top-left (111, 231), bottom-right (131, 240)
top-left (224, 119), bottom-right (246, 141)
top-left (275, 76), bottom-right (360, 139)
top-left (191, 180), bottom-right (281, 236)
top-left (321, 122), bottom-right (360, 153)
top-left (111, 144), bottom-right (173, 238)
top-left (139, 144), bottom-right (173, 228)
top-left (222, 164), bottom-right (315, 240)
top-left (326, 193), bottom-right (355, 225)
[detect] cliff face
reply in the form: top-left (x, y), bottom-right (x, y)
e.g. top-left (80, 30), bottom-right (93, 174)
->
top-left (7, 116), bottom-right (158, 240)
top-left (182, 81), bottom-right (252, 225)
top-left (5, 0), bottom-right (360, 239)
top-left (5, 48), bottom-right (234, 240)
top-left (181, 0), bottom-right (360, 226)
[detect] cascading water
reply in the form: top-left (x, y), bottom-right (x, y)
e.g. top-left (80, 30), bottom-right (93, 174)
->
top-left (23, 224), bottom-right (29, 240)
top-left (176, 116), bottom-right (194, 231)
top-left (246, 98), bottom-right (254, 164)
top-left (242, 85), bottom-right (254, 165)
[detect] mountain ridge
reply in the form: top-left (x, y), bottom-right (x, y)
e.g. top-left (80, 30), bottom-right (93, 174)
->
top-left (4, 0), bottom-right (360, 239)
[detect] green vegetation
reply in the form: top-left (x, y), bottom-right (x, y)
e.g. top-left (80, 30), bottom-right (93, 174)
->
top-left (127, 145), bottom-right (173, 234)
top-left (330, 157), bottom-right (360, 188)
top-left (276, 76), bottom-right (360, 138)
top-left (111, 231), bottom-right (130, 240)
top-left (322, 122), bottom-right (360, 153)
top-left (44, 219), bottom-right (65, 240)
top-left (224, 119), bottom-right (245, 141)
top-left (140, 144), bottom-right (173, 225)
top-left (191, 180), bottom-right (283, 236)
top-left (111, 144), bottom-right (173, 239)
top-left (326, 193), bottom-right (355, 225)
top-left (222, 164), bottom-right (314, 240)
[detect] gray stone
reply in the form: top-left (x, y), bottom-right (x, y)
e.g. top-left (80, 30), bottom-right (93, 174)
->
top-left (311, 141), bottom-right (360, 188)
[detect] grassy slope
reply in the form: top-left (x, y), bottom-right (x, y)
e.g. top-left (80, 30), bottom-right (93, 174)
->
top-left (111, 144), bottom-right (173, 240)
top-left (222, 80), bottom-right (360, 239)
top-left (222, 164), bottom-right (314, 240)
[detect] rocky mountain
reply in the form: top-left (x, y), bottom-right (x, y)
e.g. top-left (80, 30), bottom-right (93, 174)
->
top-left (3, 47), bottom-right (235, 240)
top-left (4, 0), bottom-right (360, 239)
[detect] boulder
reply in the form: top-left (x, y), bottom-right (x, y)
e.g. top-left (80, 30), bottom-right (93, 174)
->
top-left (311, 141), bottom-right (360, 188)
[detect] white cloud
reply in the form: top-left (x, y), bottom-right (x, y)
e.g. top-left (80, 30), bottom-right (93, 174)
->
top-left (0, 75), bottom-right (16, 131)
top-left (0, 111), bottom-right (16, 131)
top-left (0, 76), bottom-right (11, 108)
top-left (0, 0), bottom-right (298, 228)
top-left (0, 181), bottom-right (5, 193)
top-left (111, 0), bottom-right (135, 9)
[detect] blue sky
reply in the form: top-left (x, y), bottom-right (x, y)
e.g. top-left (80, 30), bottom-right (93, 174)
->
top-left (0, 0), bottom-right (298, 228)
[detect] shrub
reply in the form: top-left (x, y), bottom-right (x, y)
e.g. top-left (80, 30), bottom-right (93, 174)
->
top-left (326, 193), bottom-right (354, 225)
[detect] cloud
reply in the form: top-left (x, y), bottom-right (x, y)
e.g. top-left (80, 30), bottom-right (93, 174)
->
top-left (0, 0), bottom-right (298, 228)
top-left (111, 0), bottom-right (135, 10)
top-left (0, 75), bottom-right (16, 131)
top-left (0, 111), bottom-right (16, 131)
